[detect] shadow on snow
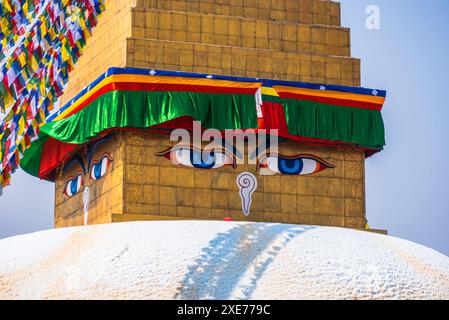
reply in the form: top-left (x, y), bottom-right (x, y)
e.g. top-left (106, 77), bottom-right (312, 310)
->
top-left (175, 223), bottom-right (315, 299)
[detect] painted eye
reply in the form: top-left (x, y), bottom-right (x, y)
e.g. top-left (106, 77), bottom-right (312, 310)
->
top-left (259, 154), bottom-right (334, 175)
top-left (158, 146), bottom-right (236, 169)
top-left (90, 154), bottom-right (113, 181)
top-left (64, 174), bottom-right (84, 197)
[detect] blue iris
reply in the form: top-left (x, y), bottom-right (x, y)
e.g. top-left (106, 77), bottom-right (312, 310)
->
top-left (190, 150), bottom-right (216, 169)
top-left (70, 179), bottom-right (79, 195)
top-left (92, 162), bottom-right (103, 180)
top-left (66, 176), bottom-right (81, 196)
top-left (278, 158), bottom-right (304, 175)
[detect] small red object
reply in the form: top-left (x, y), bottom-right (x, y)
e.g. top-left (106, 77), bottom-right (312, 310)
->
top-left (223, 217), bottom-right (233, 221)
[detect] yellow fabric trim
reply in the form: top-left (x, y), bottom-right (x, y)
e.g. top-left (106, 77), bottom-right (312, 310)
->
top-left (56, 74), bottom-right (261, 120)
top-left (111, 74), bottom-right (261, 89)
top-left (261, 87), bottom-right (280, 97)
top-left (274, 86), bottom-right (386, 104)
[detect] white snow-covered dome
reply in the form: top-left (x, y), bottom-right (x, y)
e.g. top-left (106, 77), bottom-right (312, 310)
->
top-left (1, 221), bottom-right (448, 300)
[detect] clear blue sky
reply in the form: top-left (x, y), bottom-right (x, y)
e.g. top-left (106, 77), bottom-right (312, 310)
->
top-left (0, 0), bottom-right (448, 256)
top-left (340, 0), bottom-right (449, 255)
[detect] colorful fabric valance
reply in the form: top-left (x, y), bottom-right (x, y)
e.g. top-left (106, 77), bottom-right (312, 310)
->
top-left (20, 67), bottom-right (387, 180)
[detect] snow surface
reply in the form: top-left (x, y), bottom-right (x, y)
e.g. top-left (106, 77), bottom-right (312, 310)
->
top-left (0, 221), bottom-right (448, 300)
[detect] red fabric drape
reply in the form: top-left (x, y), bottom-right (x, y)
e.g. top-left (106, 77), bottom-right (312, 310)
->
top-left (39, 138), bottom-right (79, 178)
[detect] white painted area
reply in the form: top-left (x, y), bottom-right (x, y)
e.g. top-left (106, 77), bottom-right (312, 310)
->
top-left (301, 158), bottom-right (319, 175)
top-left (0, 221), bottom-right (448, 300)
top-left (83, 187), bottom-right (90, 226)
top-left (236, 172), bottom-right (258, 216)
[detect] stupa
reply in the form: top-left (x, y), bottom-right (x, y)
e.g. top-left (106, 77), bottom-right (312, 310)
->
top-left (19, 0), bottom-right (387, 231)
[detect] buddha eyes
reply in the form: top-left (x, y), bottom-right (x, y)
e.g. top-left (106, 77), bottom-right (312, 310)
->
top-left (90, 154), bottom-right (113, 181)
top-left (64, 174), bottom-right (84, 197)
top-left (258, 154), bottom-right (334, 175)
top-left (157, 146), bottom-right (236, 170)
top-left (158, 146), bottom-right (333, 176)
top-left (63, 154), bottom-right (113, 197)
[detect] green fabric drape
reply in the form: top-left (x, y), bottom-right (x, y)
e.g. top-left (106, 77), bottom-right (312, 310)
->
top-left (282, 99), bottom-right (386, 150)
top-left (20, 135), bottom-right (47, 177)
top-left (42, 90), bottom-right (259, 144)
top-left (21, 90), bottom-right (387, 178)
top-left (20, 90), bottom-right (258, 177)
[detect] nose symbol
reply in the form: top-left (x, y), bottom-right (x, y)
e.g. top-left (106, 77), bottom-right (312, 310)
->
top-left (236, 172), bottom-right (258, 216)
top-left (83, 187), bottom-right (90, 226)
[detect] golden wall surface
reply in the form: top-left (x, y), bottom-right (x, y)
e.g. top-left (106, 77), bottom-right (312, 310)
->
top-left (56, 0), bottom-right (367, 229)
top-left (60, 0), bottom-right (136, 105)
top-left (55, 131), bottom-right (366, 229)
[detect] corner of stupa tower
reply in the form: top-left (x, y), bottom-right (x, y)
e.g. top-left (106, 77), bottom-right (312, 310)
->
top-left (55, 0), bottom-right (368, 230)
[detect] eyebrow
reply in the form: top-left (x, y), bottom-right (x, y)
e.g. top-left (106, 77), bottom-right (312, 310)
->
top-left (88, 135), bottom-right (113, 167)
top-left (248, 136), bottom-right (280, 160)
top-left (180, 137), bottom-right (244, 159)
top-left (221, 138), bottom-right (244, 159)
top-left (63, 155), bottom-right (86, 175)
top-left (201, 137), bottom-right (276, 160)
